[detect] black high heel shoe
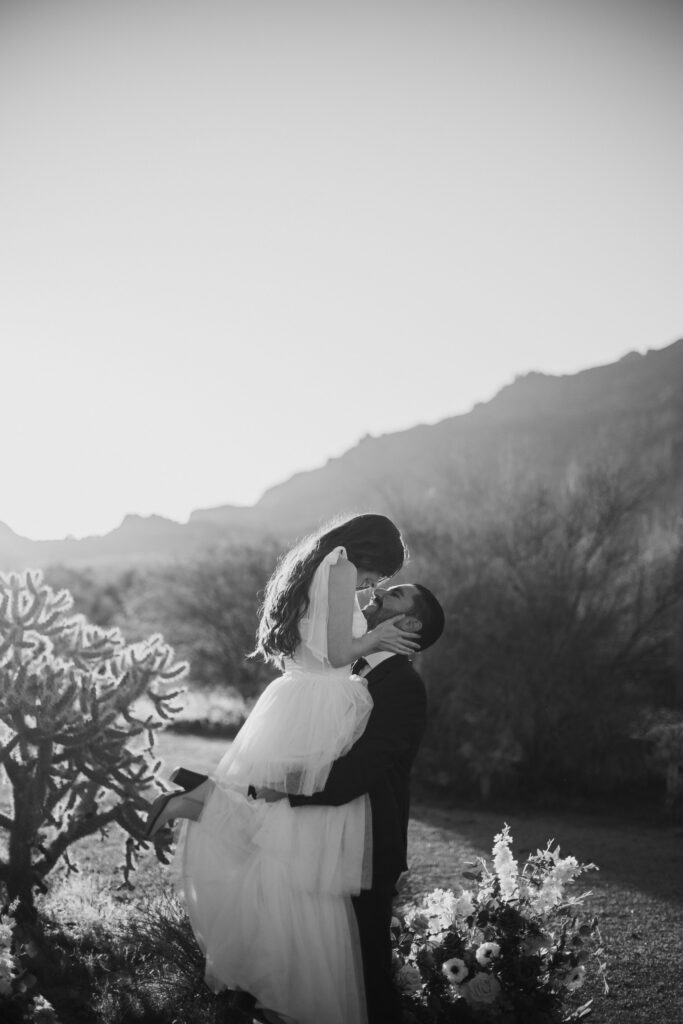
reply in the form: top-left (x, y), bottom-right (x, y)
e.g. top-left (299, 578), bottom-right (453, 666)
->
top-left (144, 792), bottom-right (180, 839)
top-left (169, 766), bottom-right (209, 791)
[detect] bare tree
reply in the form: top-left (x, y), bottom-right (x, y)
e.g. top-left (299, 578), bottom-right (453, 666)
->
top-left (404, 466), bottom-right (683, 797)
top-left (146, 543), bottom-right (279, 698)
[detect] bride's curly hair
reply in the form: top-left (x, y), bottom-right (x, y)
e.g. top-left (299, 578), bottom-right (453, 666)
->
top-left (252, 513), bottom-right (407, 666)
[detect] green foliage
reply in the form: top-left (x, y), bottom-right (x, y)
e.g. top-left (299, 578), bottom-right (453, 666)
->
top-left (0, 571), bottom-right (187, 919)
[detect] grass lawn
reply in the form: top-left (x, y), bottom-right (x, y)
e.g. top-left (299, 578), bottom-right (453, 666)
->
top-left (5, 730), bottom-right (683, 1023)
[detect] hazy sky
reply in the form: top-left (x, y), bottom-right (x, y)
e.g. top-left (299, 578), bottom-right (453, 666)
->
top-left (2, 0), bottom-right (682, 540)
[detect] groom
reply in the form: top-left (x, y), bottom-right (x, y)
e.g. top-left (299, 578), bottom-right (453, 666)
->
top-left (288, 582), bottom-right (445, 1024)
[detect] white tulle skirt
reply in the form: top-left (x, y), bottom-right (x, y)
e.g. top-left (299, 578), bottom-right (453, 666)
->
top-left (177, 786), bottom-right (370, 1024)
top-left (175, 669), bottom-right (373, 1024)
top-left (212, 666), bottom-right (373, 796)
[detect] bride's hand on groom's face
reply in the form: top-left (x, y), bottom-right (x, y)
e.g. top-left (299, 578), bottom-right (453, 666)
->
top-left (370, 614), bottom-right (421, 656)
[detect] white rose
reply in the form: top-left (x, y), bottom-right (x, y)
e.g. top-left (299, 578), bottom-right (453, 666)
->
top-left (395, 963), bottom-right (423, 996)
top-left (461, 971), bottom-right (502, 1006)
top-left (521, 932), bottom-right (550, 955)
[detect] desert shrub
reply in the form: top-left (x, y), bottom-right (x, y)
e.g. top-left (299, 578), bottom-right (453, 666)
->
top-left (5, 877), bottom-right (231, 1024)
top-left (163, 686), bottom-right (248, 738)
top-left (120, 543), bottom-right (278, 700)
top-left (41, 889), bottom-right (217, 1024)
top-left (42, 566), bottom-right (139, 630)
top-left (405, 468), bottom-right (683, 798)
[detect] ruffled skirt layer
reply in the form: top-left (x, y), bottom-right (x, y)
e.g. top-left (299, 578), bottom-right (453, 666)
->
top-left (212, 669), bottom-right (372, 796)
top-left (177, 783), bottom-right (370, 1024)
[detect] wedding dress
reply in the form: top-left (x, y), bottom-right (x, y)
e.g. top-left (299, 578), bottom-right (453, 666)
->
top-left (176, 546), bottom-right (372, 1024)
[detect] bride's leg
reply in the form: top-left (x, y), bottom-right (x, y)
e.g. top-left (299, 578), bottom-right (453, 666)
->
top-left (146, 780), bottom-right (213, 836)
top-left (181, 779), bottom-right (213, 820)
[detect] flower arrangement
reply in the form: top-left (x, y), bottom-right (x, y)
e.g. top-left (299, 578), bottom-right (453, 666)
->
top-left (0, 903), bottom-right (60, 1023)
top-left (392, 825), bottom-right (608, 1023)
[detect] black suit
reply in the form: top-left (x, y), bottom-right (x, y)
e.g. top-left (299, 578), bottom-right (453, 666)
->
top-left (290, 654), bottom-right (427, 1023)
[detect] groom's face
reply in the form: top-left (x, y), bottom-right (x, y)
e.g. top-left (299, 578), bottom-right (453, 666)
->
top-left (362, 584), bottom-right (420, 630)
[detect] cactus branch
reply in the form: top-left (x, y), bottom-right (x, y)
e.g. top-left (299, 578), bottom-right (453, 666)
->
top-left (0, 570), bottom-right (186, 918)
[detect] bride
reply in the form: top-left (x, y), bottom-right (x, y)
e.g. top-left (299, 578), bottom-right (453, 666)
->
top-left (145, 513), bottom-right (419, 1024)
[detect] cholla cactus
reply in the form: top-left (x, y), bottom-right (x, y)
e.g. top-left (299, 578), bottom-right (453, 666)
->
top-left (0, 571), bottom-right (187, 918)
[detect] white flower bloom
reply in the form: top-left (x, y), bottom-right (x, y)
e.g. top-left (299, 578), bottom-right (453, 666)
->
top-left (461, 972), bottom-right (502, 1006)
top-left (442, 957), bottom-right (468, 985)
top-left (528, 882), bottom-right (561, 916)
top-left (0, 908), bottom-right (15, 948)
top-left (425, 888), bottom-right (457, 913)
top-left (492, 823), bottom-right (519, 901)
top-left (404, 907), bottom-right (429, 931)
top-left (423, 888), bottom-right (459, 934)
top-left (527, 852), bottom-right (583, 915)
top-left (562, 965), bottom-right (586, 991)
top-left (453, 890), bottom-right (475, 919)
top-left (475, 941), bottom-right (501, 966)
top-left (0, 953), bottom-right (15, 994)
top-left (553, 855), bottom-right (580, 886)
top-left (0, 947), bottom-right (16, 969)
top-left (28, 993), bottom-right (62, 1023)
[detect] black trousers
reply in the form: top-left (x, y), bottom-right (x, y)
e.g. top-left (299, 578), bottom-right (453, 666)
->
top-left (351, 875), bottom-right (402, 1024)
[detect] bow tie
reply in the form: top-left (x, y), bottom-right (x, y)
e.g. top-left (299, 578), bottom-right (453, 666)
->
top-left (352, 657), bottom-right (369, 674)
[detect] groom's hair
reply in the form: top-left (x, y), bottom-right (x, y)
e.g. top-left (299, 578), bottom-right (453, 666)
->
top-left (409, 585), bottom-right (445, 651)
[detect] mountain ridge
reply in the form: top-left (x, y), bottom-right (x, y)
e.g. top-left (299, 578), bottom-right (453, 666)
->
top-left (2, 339), bottom-right (681, 568)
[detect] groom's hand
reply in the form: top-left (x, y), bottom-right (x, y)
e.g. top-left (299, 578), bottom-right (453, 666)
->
top-left (255, 786), bottom-right (287, 802)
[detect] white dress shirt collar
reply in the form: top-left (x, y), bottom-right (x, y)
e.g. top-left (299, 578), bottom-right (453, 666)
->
top-left (357, 650), bottom-right (398, 676)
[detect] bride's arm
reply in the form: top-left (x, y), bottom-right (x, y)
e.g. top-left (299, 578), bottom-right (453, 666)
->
top-left (326, 561), bottom-right (419, 668)
top-left (326, 559), bottom-right (374, 667)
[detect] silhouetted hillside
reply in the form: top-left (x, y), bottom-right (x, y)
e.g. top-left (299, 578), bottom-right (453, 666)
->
top-left (219, 338), bottom-right (683, 532)
top-left (2, 338), bottom-right (681, 568)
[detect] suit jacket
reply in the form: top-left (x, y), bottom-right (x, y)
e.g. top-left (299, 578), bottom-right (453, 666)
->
top-left (289, 654), bottom-right (427, 883)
